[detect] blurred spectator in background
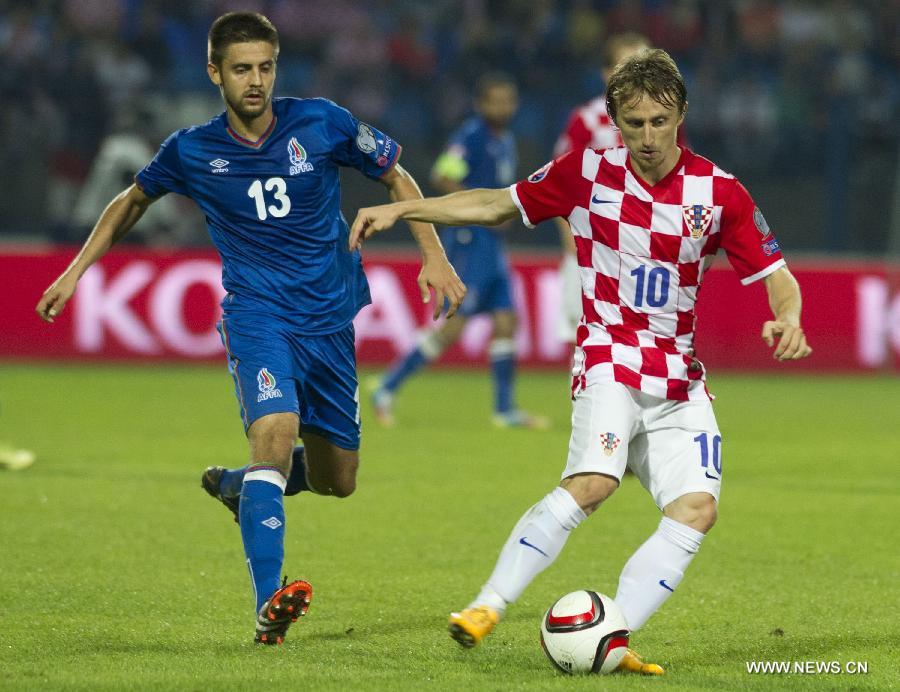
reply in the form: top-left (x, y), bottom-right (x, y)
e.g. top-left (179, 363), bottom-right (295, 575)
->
top-left (0, 0), bottom-right (896, 254)
top-left (70, 101), bottom-right (197, 245)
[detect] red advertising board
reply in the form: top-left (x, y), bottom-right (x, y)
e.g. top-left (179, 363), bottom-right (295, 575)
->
top-left (2, 247), bottom-right (896, 371)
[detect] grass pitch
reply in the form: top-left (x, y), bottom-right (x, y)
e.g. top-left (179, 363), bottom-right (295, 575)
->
top-left (0, 364), bottom-right (897, 690)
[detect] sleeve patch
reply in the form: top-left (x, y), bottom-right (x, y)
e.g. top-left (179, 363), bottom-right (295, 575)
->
top-left (527, 161), bottom-right (553, 183)
top-left (356, 123), bottom-right (377, 153)
top-left (753, 207), bottom-right (771, 237)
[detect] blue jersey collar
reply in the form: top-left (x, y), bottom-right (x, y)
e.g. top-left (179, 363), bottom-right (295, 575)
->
top-left (226, 115), bottom-right (278, 149)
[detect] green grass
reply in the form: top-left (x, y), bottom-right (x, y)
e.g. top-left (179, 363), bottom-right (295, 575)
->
top-left (0, 364), bottom-right (898, 690)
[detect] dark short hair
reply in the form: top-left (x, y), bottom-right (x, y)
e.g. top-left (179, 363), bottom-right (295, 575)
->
top-left (475, 71), bottom-right (517, 99)
top-left (605, 48), bottom-right (687, 123)
top-left (208, 12), bottom-right (279, 67)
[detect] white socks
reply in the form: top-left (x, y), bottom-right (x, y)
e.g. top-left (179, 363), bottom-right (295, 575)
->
top-left (614, 516), bottom-right (704, 631)
top-left (472, 487), bottom-right (586, 615)
top-left (468, 494), bottom-right (706, 631)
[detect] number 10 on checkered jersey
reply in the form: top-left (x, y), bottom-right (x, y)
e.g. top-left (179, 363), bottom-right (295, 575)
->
top-left (630, 265), bottom-right (671, 308)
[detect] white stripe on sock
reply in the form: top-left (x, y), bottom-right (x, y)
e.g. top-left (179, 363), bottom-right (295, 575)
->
top-left (244, 469), bottom-right (287, 492)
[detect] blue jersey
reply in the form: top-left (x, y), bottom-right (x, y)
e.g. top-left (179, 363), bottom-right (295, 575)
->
top-left (136, 97), bottom-right (400, 334)
top-left (440, 115), bottom-right (516, 192)
top-left (431, 116), bottom-right (517, 316)
top-left (434, 116), bottom-right (516, 242)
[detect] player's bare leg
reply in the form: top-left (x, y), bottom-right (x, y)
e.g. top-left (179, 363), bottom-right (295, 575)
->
top-left (299, 430), bottom-right (359, 497)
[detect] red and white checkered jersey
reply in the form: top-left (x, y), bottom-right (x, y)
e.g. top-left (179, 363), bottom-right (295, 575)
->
top-left (510, 146), bottom-right (786, 401)
top-left (553, 95), bottom-right (621, 157)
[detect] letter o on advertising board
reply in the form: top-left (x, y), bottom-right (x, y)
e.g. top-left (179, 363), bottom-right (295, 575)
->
top-left (148, 260), bottom-right (226, 356)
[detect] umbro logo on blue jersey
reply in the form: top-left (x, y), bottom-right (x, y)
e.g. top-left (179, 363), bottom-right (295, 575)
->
top-left (659, 579), bottom-right (675, 592)
top-left (209, 158), bottom-right (229, 173)
top-left (591, 195), bottom-right (615, 205)
top-left (519, 537), bottom-right (549, 557)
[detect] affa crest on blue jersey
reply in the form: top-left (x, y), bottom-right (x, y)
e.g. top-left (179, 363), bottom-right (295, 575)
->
top-left (257, 368), bottom-right (284, 402)
top-left (682, 204), bottom-right (713, 239)
top-left (288, 137), bottom-right (314, 175)
top-left (600, 432), bottom-right (620, 456)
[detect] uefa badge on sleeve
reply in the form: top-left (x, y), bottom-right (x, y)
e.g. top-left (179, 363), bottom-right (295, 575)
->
top-left (527, 162), bottom-right (553, 183)
top-left (753, 207), bottom-right (771, 237)
top-left (600, 432), bottom-right (621, 457)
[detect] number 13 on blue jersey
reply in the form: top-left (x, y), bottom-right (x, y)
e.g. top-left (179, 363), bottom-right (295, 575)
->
top-left (248, 177), bottom-right (291, 220)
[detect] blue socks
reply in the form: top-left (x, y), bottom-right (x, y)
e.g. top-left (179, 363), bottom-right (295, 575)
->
top-left (239, 466), bottom-right (287, 612)
top-left (382, 331), bottom-right (445, 393)
top-left (489, 338), bottom-right (516, 414)
top-left (220, 446), bottom-right (310, 498)
top-left (382, 346), bottom-right (428, 393)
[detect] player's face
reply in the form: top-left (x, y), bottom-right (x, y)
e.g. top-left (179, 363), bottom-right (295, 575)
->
top-left (478, 84), bottom-right (518, 129)
top-left (208, 41), bottom-right (277, 120)
top-left (615, 92), bottom-right (684, 178)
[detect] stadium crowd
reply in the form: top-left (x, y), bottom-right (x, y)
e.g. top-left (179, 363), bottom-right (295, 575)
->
top-left (1, 0), bottom-right (897, 251)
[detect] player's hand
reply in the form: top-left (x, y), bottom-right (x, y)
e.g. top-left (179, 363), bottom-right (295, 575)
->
top-left (36, 275), bottom-right (78, 323)
top-left (761, 321), bottom-right (812, 361)
top-left (349, 204), bottom-right (402, 251)
top-left (418, 254), bottom-right (467, 320)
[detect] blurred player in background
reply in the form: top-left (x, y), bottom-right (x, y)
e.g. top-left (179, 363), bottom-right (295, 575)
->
top-left (351, 48), bottom-right (812, 674)
top-left (372, 73), bottom-right (547, 429)
top-left (554, 32), bottom-right (649, 343)
top-left (36, 12), bottom-right (464, 646)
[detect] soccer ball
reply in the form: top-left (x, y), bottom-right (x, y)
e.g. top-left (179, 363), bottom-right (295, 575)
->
top-left (540, 590), bottom-right (630, 674)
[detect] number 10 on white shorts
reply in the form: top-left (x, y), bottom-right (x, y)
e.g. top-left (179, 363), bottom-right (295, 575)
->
top-left (564, 382), bottom-right (722, 510)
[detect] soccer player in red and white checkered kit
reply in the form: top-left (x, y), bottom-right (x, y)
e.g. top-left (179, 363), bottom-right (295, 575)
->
top-left (555, 32), bottom-right (654, 342)
top-left (350, 48), bottom-right (812, 674)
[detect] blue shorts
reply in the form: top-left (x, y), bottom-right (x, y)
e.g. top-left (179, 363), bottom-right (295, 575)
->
top-left (218, 315), bottom-right (360, 450)
top-left (442, 227), bottom-right (513, 316)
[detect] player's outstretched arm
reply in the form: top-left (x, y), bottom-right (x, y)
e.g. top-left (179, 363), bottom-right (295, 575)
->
top-left (350, 186), bottom-right (518, 249)
top-left (374, 164), bottom-right (470, 319)
top-left (36, 184), bottom-right (154, 323)
top-left (761, 266), bottom-right (812, 361)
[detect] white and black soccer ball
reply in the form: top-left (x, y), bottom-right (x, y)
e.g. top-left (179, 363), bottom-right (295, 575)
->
top-left (540, 590), bottom-right (630, 674)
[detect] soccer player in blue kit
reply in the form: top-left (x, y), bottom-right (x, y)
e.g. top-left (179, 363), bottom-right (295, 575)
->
top-left (372, 73), bottom-right (547, 429)
top-left (36, 12), bottom-right (465, 645)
